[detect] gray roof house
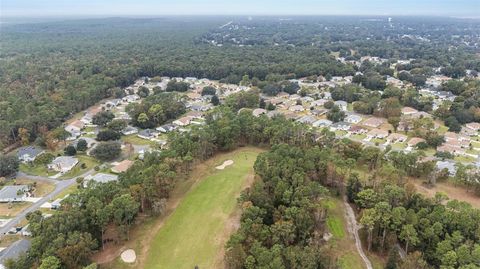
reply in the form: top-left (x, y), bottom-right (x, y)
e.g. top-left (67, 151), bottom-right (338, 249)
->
top-left (121, 126), bottom-right (138, 136)
top-left (330, 121), bottom-right (351, 131)
top-left (156, 124), bottom-right (177, 133)
top-left (436, 160), bottom-right (457, 176)
top-left (313, 119), bottom-right (333, 128)
top-left (48, 156), bottom-right (78, 173)
top-left (0, 239), bottom-right (31, 267)
top-left (0, 185), bottom-right (29, 203)
top-left (17, 146), bottom-right (44, 163)
top-left (297, 115), bottom-right (317, 125)
top-left (344, 114), bottom-right (362, 124)
top-left (334, 100), bottom-right (348, 111)
top-left (84, 173), bottom-right (118, 187)
top-left (137, 129), bottom-right (159, 140)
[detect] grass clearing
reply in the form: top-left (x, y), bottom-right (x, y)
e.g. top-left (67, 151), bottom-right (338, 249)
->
top-left (323, 197), bottom-right (365, 269)
top-left (143, 149), bottom-right (260, 269)
top-left (121, 134), bottom-right (157, 146)
top-left (0, 202), bottom-right (30, 218)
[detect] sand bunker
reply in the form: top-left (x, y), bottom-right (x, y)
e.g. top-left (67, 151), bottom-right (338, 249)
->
top-left (215, 160), bottom-right (234, 170)
top-left (120, 249), bottom-right (136, 263)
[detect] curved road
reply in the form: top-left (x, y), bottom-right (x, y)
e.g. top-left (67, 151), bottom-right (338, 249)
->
top-left (0, 169), bottom-right (95, 236)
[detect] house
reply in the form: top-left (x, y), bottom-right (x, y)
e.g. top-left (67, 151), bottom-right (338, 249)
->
top-left (401, 107), bottom-right (418, 116)
top-left (103, 99), bottom-right (121, 110)
top-left (330, 121), bottom-right (351, 131)
top-left (137, 129), bottom-right (159, 140)
top-left (297, 115), bottom-right (317, 125)
top-left (186, 111), bottom-right (205, 119)
top-left (80, 114), bottom-right (93, 125)
top-left (48, 156), bottom-right (79, 173)
top-left (461, 127), bottom-right (477, 137)
top-left (334, 100), bottom-right (348, 111)
top-left (349, 125), bottom-right (368, 134)
top-left (190, 103), bottom-right (211, 112)
top-left (122, 94), bottom-right (140, 103)
top-left (186, 92), bottom-right (202, 100)
top-left (310, 99), bottom-right (328, 107)
top-left (313, 119), bottom-right (333, 128)
top-left (173, 116), bottom-right (193, 127)
top-left (366, 129), bottom-right (389, 139)
top-left (363, 117), bottom-right (385, 128)
top-left (310, 109), bottom-right (328, 116)
top-left (289, 105), bottom-right (305, 112)
top-left (436, 160), bottom-right (457, 176)
top-left (0, 239), bottom-right (31, 268)
top-left (17, 146), bottom-right (44, 163)
top-left (407, 137), bottom-right (426, 147)
top-left (0, 185), bottom-right (29, 203)
top-left (252, 108), bottom-right (267, 117)
top-left (387, 133), bottom-right (408, 143)
top-left (344, 114), bottom-right (362, 124)
top-left (84, 173), bottom-right (118, 186)
top-left (65, 120), bottom-right (85, 139)
top-left (121, 126), bottom-right (138, 136)
top-left (111, 160), bottom-right (134, 174)
top-left (156, 124), bottom-right (177, 133)
top-left (438, 144), bottom-right (462, 155)
top-left (466, 122), bottom-right (480, 132)
top-left (267, 111), bottom-right (283, 118)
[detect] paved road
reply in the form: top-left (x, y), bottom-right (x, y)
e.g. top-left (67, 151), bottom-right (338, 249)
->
top-left (0, 169), bottom-right (95, 236)
top-left (343, 196), bottom-right (373, 269)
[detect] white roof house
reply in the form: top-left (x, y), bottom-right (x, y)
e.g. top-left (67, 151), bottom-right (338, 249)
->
top-left (85, 173), bottom-right (118, 185)
top-left (344, 114), bottom-right (362, 124)
top-left (313, 119), bottom-right (333, 128)
top-left (48, 156), bottom-right (78, 173)
top-left (334, 100), bottom-right (348, 111)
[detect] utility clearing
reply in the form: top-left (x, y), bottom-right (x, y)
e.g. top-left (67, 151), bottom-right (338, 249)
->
top-left (142, 148), bottom-right (261, 269)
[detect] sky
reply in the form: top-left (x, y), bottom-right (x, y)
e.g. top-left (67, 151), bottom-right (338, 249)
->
top-left (2, 0), bottom-right (480, 18)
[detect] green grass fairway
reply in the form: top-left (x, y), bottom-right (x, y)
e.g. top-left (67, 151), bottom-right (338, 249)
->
top-left (144, 149), bottom-right (260, 269)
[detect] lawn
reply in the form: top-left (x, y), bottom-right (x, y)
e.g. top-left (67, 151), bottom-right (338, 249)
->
top-left (143, 149), bottom-right (260, 269)
top-left (11, 178), bottom-right (55, 197)
top-left (454, 155), bottom-right (476, 163)
top-left (351, 134), bottom-right (367, 141)
top-left (391, 142), bottom-right (407, 150)
top-left (0, 202), bottom-right (30, 218)
top-left (322, 198), bottom-right (364, 269)
top-left (121, 134), bottom-right (157, 146)
top-left (19, 163), bottom-right (57, 177)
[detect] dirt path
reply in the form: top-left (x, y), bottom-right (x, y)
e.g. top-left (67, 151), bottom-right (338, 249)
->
top-left (343, 197), bottom-right (373, 269)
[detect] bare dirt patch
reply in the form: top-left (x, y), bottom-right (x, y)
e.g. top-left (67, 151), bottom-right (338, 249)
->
top-left (412, 180), bottom-right (480, 208)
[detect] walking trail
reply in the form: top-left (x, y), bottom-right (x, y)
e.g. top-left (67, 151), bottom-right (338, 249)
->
top-left (343, 197), bottom-right (373, 269)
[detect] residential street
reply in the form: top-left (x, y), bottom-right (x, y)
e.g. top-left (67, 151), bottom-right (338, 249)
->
top-left (0, 169), bottom-right (95, 236)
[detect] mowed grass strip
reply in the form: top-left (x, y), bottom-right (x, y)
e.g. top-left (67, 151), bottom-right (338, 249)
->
top-left (144, 150), bottom-right (259, 269)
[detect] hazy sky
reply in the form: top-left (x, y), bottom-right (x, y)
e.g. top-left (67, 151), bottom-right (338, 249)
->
top-left (2, 0), bottom-right (479, 17)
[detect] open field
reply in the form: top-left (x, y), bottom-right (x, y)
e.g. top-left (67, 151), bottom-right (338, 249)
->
top-left (322, 198), bottom-right (365, 269)
top-left (412, 180), bottom-right (480, 208)
top-left (96, 147), bottom-right (264, 269)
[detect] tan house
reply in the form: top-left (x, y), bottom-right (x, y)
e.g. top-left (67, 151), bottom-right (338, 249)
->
top-left (111, 160), bottom-right (134, 174)
top-left (363, 117), bottom-right (385, 128)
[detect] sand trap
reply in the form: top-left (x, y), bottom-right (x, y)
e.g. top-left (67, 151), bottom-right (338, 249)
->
top-left (215, 160), bottom-right (234, 170)
top-left (120, 249), bottom-right (136, 263)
